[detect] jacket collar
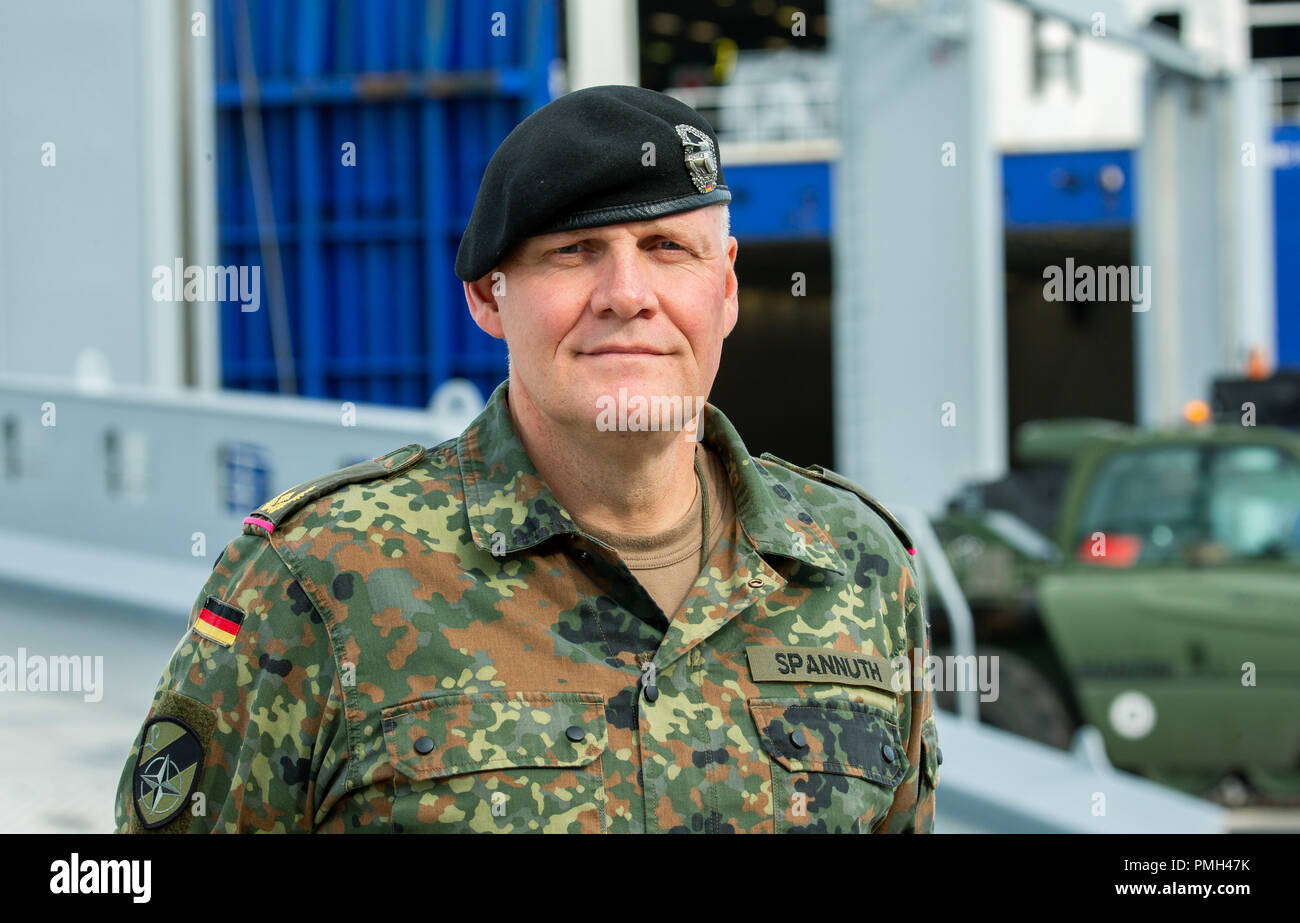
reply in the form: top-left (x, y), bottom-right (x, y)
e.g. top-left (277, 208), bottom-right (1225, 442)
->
top-left (458, 380), bottom-right (846, 576)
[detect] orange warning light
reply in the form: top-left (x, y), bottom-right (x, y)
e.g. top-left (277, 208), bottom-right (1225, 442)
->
top-left (1246, 348), bottom-right (1271, 381)
top-left (1184, 399), bottom-right (1211, 425)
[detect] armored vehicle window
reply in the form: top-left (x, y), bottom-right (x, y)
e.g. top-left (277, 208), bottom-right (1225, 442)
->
top-left (1076, 445), bottom-right (1205, 564)
top-left (1206, 445), bottom-right (1300, 561)
top-left (1077, 443), bottom-right (1300, 565)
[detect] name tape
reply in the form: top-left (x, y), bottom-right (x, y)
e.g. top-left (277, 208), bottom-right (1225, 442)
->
top-left (746, 645), bottom-right (908, 693)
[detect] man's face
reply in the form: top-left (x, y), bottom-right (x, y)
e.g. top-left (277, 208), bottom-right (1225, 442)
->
top-left (465, 204), bottom-right (739, 436)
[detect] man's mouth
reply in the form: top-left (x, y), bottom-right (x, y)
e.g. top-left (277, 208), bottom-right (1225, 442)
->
top-left (581, 345), bottom-right (667, 356)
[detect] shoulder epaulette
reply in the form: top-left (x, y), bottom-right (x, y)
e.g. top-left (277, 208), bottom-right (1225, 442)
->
top-left (757, 452), bottom-right (916, 555)
top-left (242, 443), bottom-right (427, 535)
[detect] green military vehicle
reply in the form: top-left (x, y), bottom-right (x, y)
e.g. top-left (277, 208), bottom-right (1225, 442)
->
top-left (929, 414), bottom-right (1300, 803)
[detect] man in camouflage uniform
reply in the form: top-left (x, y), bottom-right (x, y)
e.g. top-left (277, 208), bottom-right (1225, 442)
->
top-left (115, 85), bottom-right (939, 833)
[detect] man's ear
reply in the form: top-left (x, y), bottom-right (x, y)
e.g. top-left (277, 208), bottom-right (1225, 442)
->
top-left (464, 271), bottom-right (506, 339)
top-left (722, 236), bottom-right (739, 337)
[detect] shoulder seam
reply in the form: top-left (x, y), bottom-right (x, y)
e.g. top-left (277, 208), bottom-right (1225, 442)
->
top-left (758, 452), bottom-right (916, 554)
top-left (245, 442), bottom-right (427, 533)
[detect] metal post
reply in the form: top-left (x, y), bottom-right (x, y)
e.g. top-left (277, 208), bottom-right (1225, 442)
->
top-left (187, 0), bottom-right (221, 391)
top-left (896, 507), bottom-right (981, 722)
top-left (564, 0), bottom-right (638, 91)
top-left (831, 0), bottom-right (1007, 515)
top-left (1136, 68), bottom-right (1269, 425)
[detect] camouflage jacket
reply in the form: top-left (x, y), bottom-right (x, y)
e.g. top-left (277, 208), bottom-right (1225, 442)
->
top-left (115, 380), bottom-right (940, 833)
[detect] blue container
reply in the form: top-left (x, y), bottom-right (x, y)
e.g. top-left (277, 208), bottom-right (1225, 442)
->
top-left (214, 0), bottom-right (558, 406)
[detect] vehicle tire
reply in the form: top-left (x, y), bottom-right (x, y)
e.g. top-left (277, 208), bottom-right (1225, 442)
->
top-left (934, 645), bottom-right (1077, 750)
top-left (1201, 773), bottom-right (1253, 807)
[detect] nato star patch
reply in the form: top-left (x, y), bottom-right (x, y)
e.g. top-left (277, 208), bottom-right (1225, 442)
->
top-left (131, 716), bottom-right (204, 830)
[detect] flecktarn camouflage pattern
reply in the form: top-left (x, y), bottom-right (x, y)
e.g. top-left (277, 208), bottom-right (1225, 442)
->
top-left (115, 380), bottom-right (939, 833)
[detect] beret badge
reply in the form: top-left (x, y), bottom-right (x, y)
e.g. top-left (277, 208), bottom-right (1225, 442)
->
top-left (675, 124), bottom-right (719, 194)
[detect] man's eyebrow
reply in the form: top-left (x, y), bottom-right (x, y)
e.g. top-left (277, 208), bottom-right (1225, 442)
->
top-left (639, 218), bottom-right (707, 239)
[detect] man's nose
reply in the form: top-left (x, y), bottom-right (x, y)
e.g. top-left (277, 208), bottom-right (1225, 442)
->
top-left (588, 246), bottom-right (657, 319)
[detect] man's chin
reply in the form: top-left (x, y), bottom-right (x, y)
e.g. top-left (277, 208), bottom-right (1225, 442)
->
top-left (572, 384), bottom-right (705, 437)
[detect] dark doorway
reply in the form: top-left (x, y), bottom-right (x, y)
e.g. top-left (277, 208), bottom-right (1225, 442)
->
top-left (1003, 228), bottom-right (1136, 462)
top-left (710, 239), bottom-right (833, 467)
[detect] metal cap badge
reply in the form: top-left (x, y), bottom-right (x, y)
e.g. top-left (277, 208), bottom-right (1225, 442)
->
top-left (676, 124), bottom-right (719, 194)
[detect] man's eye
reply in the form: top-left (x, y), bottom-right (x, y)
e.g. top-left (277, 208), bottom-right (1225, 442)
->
top-left (553, 244), bottom-right (583, 254)
top-left (656, 240), bottom-right (685, 250)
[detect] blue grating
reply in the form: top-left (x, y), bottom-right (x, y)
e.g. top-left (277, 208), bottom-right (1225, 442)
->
top-left (214, 0), bottom-right (558, 406)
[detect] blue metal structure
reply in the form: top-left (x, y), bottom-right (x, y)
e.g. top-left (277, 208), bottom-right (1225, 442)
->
top-left (723, 161), bottom-right (833, 240)
top-left (722, 150), bottom-right (1137, 242)
top-left (1276, 124), bottom-right (1300, 367)
top-left (215, 0), bottom-right (558, 405)
top-left (1001, 149), bottom-right (1134, 229)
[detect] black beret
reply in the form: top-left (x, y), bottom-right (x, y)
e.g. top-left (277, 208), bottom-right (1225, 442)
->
top-left (455, 84), bottom-right (732, 282)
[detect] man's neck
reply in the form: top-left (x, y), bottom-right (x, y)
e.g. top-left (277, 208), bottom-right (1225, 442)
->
top-left (505, 380), bottom-right (702, 536)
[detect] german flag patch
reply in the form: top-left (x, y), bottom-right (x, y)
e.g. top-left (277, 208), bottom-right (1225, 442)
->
top-left (193, 596), bottom-right (245, 647)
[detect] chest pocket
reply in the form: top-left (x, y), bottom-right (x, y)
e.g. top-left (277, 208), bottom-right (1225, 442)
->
top-left (382, 690), bottom-right (608, 833)
top-left (749, 697), bottom-right (907, 833)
